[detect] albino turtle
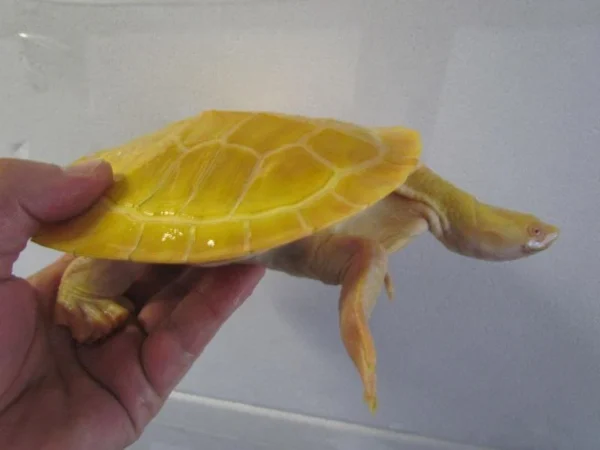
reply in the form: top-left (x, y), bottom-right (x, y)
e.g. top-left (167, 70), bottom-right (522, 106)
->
top-left (32, 109), bottom-right (559, 412)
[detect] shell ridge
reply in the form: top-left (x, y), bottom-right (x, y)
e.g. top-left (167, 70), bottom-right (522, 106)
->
top-left (184, 139), bottom-right (218, 152)
top-left (261, 141), bottom-right (337, 171)
top-left (296, 124), bottom-right (326, 145)
top-left (301, 143), bottom-right (339, 170)
top-left (222, 142), bottom-right (261, 158)
top-left (227, 156), bottom-right (264, 218)
top-left (221, 113), bottom-right (258, 143)
top-left (227, 173), bottom-right (342, 221)
top-left (128, 222), bottom-right (146, 260)
top-left (134, 150), bottom-right (188, 209)
top-left (331, 191), bottom-right (366, 208)
top-left (295, 210), bottom-right (312, 231)
top-left (177, 144), bottom-right (224, 214)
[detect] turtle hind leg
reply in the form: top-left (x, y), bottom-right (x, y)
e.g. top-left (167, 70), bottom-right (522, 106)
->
top-left (257, 234), bottom-right (391, 413)
top-left (334, 236), bottom-right (390, 413)
top-left (55, 257), bottom-right (146, 343)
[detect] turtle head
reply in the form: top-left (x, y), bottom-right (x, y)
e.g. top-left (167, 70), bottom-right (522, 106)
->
top-left (399, 164), bottom-right (559, 261)
top-left (449, 205), bottom-right (560, 261)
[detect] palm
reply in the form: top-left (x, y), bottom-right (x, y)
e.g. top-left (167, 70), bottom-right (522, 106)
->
top-left (0, 273), bottom-right (137, 449)
top-left (0, 258), bottom-right (263, 450)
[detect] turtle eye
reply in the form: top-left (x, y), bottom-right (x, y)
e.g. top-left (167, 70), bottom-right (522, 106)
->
top-left (528, 225), bottom-right (542, 237)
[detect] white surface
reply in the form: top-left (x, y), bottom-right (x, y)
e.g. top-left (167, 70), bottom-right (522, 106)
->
top-left (2, 0), bottom-right (600, 449)
top-left (128, 392), bottom-right (486, 450)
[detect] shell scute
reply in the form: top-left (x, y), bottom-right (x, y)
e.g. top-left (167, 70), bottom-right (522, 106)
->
top-left (177, 110), bottom-right (251, 147)
top-left (105, 141), bottom-right (182, 208)
top-left (335, 161), bottom-right (407, 206)
top-left (299, 193), bottom-right (361, 229)
top-left (234, 144), bottom-right (335, 215)
top-left (130, 223), bottom-right (193, 262)
top-left (227, 112), bottom-right (316, 154)
top-left (306, 127), bottom-right (380, 168)
top-left (34, 201), bottom-right (142, 259)
top-left (249, 211), bottom-right (308, 250)
top-left (138, 142), bottom-right (225, 216)
top-left (187, 220), bottom-right (247, 261)
top-left (178, 145), bottom-right (258, 217)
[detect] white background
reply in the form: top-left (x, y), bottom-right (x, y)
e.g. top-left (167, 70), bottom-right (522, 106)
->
top-left (1, 1), bottom-right (599, 449)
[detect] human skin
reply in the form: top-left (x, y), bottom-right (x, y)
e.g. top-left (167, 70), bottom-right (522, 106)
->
top-left (0, 158), bottom-right (265, 450)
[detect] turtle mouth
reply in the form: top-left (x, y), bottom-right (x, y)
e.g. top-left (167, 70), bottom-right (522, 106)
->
top-left (524, 231), bottom-right (559, 253)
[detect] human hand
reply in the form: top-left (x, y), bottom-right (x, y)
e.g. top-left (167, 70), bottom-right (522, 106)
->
top-left (0, 158), bottom-right (265, 450)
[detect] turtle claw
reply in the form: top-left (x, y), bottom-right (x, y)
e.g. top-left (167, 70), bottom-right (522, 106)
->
top-left (55, 296), bottom-right (135, 343)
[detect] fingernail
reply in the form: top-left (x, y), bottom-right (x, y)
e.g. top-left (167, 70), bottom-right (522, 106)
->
top-left (64, 159), bottom-right (105, 176)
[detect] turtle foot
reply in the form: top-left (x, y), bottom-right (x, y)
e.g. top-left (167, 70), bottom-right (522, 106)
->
top-left (340, 298), bottom-right (379, 414)
top-left (55, 295), bottom-right (135, 343)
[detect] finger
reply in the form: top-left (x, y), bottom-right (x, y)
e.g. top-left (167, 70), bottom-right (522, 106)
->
top-left (75, 324), bottom-right (164, 437)
top-left (125, 264), bottom-right (187, 311)
top-left (137, 266), bottom-right (209, 333)
top-left (141, 264), bottom-right (265, 396)
top-left (0, 158), bottom-right (113, 278)
top-left (74, 267), bottom-right (213, 436)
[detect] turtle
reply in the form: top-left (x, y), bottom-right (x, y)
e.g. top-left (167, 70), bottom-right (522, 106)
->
top-left (31, 109), bottom-right (560, 412)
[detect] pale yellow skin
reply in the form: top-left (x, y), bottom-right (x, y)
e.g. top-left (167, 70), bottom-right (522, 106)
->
top-left (32, 110), bottom-right (559, 413)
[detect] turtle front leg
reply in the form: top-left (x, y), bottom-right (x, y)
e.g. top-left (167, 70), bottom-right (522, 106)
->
top-left (258, 234), bottom-right (392, 412)
top-left (56, 257), bottom-right (146, 343)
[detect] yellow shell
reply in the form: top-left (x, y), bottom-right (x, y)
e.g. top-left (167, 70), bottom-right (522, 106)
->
top-left (32, 110), bottom-right (421, 263)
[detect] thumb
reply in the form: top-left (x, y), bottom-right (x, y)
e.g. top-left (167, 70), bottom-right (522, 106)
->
top-left (0, 157), bottom-right (113, 278)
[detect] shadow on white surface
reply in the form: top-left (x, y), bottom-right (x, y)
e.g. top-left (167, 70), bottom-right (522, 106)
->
top-left (128, 393), bottom-right (491, 450)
